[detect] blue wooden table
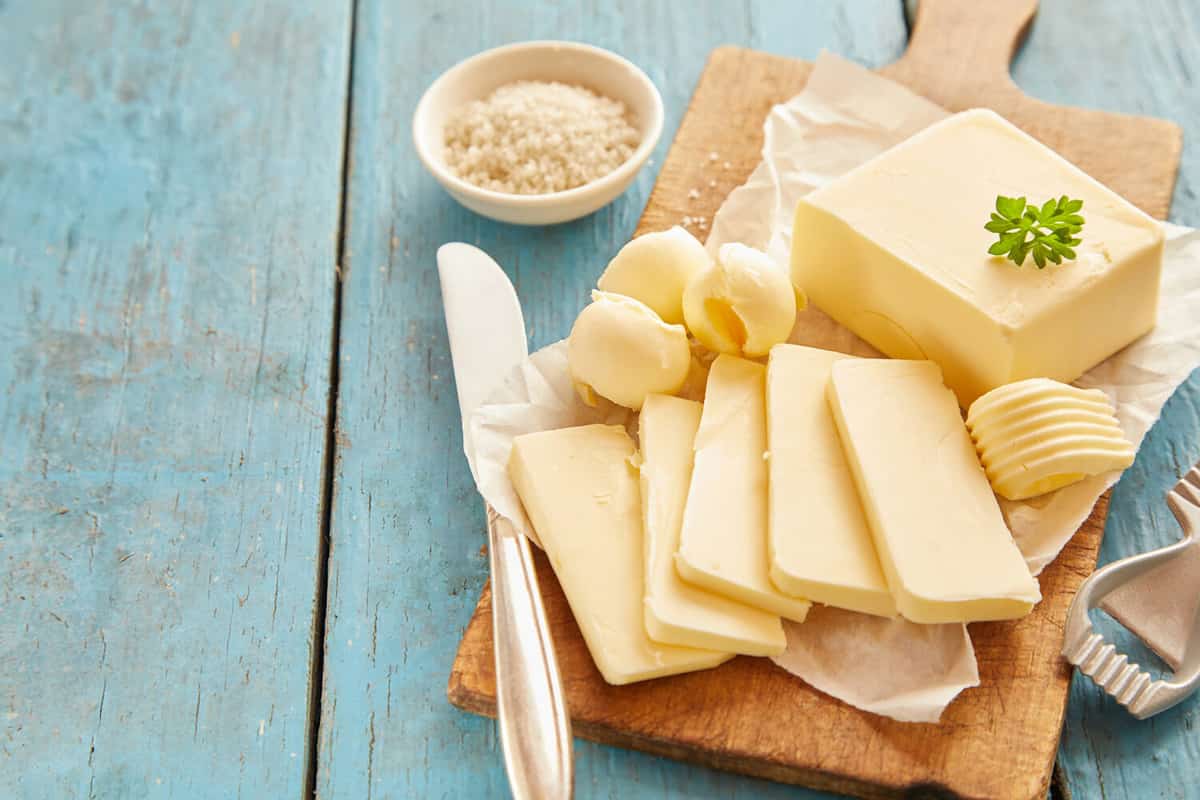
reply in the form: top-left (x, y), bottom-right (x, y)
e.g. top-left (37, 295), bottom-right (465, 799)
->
top-left (2, 1), bottom-right (1197, 798)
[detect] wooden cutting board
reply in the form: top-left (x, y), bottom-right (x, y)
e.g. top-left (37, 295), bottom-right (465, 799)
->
top-left (447, 2), bottom-right (1182, 798)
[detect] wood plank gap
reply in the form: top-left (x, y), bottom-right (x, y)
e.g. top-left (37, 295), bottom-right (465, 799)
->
top-left (1049, 764), bottom-right (1072, 800)
top-left (303, 1), bottom-right (360, 797)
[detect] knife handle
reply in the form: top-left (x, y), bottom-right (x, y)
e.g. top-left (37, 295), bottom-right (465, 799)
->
top-left (486, 505), bottom-right (574, 800)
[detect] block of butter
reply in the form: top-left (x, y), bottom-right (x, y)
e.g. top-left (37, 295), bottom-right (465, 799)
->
top-left (792, 108), bottom-right (1164, 406)
top-left (677, 355), bottom-right (811, 622)
top-left (509, 424), bottom-right (731, 685)
top-left (639, 394), bottom-right (787, 656)
top-left (765, 345), bottom-right (895, 617)
top-left (828, 359), bottom-right (1041, 623)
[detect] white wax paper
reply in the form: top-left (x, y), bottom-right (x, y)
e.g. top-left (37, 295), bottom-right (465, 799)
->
top-left (468, 52), bottom-right (1200, 723)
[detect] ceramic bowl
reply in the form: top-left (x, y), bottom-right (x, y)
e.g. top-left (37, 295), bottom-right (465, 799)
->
top-left (413, 40), bottom-right (664, 225)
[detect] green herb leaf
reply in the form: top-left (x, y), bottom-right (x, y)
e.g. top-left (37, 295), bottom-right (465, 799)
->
top-left (996, 195), bottom-right (1026, 219)
top-left (986, 194), bottom-right (1086, 267)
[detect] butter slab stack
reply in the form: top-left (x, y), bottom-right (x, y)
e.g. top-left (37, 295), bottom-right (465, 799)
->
top-left (677, 355), bottom-right (811, 622)
top-left (828, 359), bottom-right (1041, 624)
top-left (792, 108), bottom-right (1164, 406)
top-left (765, 345), bottom-right (895, 617)
top-left (509, 424), bottom-right (731, 685)
top-left (966, 378), bottom-right (1135, 500)
top-left (639, 395), bottom-right (786, 656)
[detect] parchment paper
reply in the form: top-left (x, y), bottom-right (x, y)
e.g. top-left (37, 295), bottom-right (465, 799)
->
top-left (468, 53), bottom-right (1200, 722)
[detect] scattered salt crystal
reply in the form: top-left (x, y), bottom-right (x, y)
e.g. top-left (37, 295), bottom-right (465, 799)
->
top-left (723, 161), bottom-right (732, 169)
top-left (708, 151), bottom-right (719, 161)
top-left (708, 179), bottom-right (717, 188)
top-left (688, 188), bottom-right (701, 200)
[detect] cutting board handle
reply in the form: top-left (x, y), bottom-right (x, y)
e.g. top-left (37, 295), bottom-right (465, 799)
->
top-left (882, 0), bottom-right (1038, 109)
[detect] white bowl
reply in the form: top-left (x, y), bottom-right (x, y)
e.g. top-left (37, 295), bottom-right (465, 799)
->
top-left (413, 40), bottom-right (664, 226)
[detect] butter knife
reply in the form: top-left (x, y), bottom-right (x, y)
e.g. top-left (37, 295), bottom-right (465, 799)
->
top-left (437, 242), bottom-right (573, 800)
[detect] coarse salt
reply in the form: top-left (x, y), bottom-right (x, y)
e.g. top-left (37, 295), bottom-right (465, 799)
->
top-left (443, 81), bottom-right (640, 195)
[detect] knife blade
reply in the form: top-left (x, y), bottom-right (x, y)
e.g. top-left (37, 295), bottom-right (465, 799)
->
top-left (438, 242), bottom-right (529, 474)
top-left (437, 243), bottom-right (574, 800)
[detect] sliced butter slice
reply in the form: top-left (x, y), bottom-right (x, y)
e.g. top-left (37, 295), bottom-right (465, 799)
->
top-left (677, 355), bottom-right (811, 622)
top-left (509, 424), bottom-right (731, 685)
top-left (765, 345), bottom-right (895, 617)
top-left (640, 394), bottom-right (787, 656)
top-left (828, 359), bottom-right (1041, 624)
top-left (966, 378), bottom-right (1135, 500)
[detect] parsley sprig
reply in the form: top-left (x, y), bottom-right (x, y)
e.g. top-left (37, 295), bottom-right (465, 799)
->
top-left (985, 195), bottom-right (1085, 268)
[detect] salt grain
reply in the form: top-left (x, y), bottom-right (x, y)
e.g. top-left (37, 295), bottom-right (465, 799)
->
top-left (443, 81), bottom-right (640, 195)
top-left (708, 151), bottom-right (719, 161)
top-left (688, 188), bottom-right (701, 200)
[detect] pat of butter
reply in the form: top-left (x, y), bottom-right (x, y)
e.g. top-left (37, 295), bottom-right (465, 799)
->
top-left (765, 345), bottom-right (895, 617)
top-left (509, 424), bottom-right (731, 685)
top-left (966, 378), bottom-right (1135, 500)
top-left (639, 394), bottom-right (787, 656)
top-left (828, 359), bottom-right (1041, 624)
top-left (792, 108), bottom-right (1164, 406)
top-left (597, 226), bottom-right (711, 325)
top-left (677, 355), bottom-right (811, 622)
top-left (682, 243), bottom-right (800, 358)
top-left (568, 291), bottom-right (691, 410)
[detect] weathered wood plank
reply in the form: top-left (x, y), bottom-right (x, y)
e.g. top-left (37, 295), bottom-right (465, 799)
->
top-left (0, 2), bottom-right (350, 797)
top-left (316, 2), bottom-right (906, 798)
top-left (1001, 1), bottom-right (1200, 798)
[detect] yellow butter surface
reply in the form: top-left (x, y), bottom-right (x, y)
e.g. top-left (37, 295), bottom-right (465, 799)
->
top-left (677, 356), bottom-right (811, 622)
top-left (792, 109), bottom-right (1163, 406)
top-left (509, 424), bottom-right (731, 685)
top-left (640, 394), bottom-right (786, 656)
top-left (828, 359), bottom-right (1041, 624)
top-left (966, 378), bottom-right (1135, 500)
top-left (765, 345), bottom-right (895, 617)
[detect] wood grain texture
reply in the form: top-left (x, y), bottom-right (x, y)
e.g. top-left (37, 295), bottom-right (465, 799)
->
top-left (449, 34), bottom-right (1174, 796)
top-left (883, 0), bottom-right (1181, 220)
top-left (0, 2), bottom-right (350, 797)
top-left (315, 3), bottom-right (906, 799)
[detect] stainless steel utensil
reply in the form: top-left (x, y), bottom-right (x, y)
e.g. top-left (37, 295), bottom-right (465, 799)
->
top-left (1062, 464), bottom-right (1200, 718)
top-left (438, 242), bottom-right (573, 799)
